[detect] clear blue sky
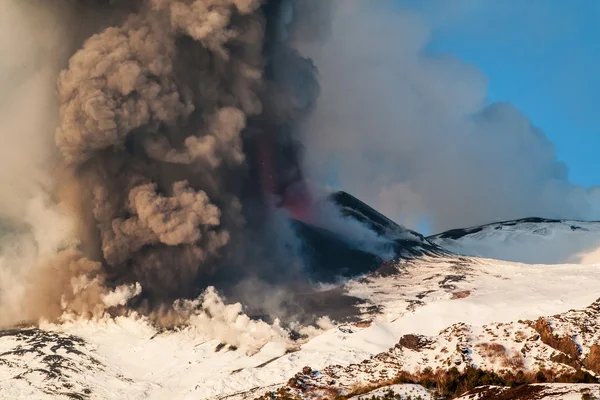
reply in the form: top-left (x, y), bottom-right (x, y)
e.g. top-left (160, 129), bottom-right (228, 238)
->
top-left (398, 0), bottom-right (600, 187)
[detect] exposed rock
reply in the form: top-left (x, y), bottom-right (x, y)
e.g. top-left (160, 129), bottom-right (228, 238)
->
top-left (398, 334), bottom-right (431, 351)
top-left (353, 321), bottom-right (372, 328)
top-left (452, 290), bottom-right (471, 299)
top-left (584, 344), bottom-right (600, 374)
top-left (534, 317), bottom-right (580, 360)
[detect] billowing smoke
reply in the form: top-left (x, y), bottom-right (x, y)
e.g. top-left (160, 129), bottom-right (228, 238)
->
top-left (0, 0), bottom-right (333, 328)
top-left (299, 1), bottom-right (600, 233)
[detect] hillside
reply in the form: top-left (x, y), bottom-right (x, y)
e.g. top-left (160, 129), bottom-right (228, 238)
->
top-left (3, 195), bottom-right (600, 399)
top-left (3, 252), bottom-right (600, 399)
top-left (429, 218), bottom-right (600, 264)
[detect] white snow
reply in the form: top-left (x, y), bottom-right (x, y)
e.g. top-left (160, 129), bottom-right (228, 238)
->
top-left (430, 219), bottom-right (600, 264)
top-left (385, 260), bottom-right (600, 337)
top-left (456, 384), bottom-right (600, 400)
top-left (349, 384), bottom-right (434, 399)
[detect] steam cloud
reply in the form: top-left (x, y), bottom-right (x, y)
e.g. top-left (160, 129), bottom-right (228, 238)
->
top-left (299, 1), bottom-right (600, 233)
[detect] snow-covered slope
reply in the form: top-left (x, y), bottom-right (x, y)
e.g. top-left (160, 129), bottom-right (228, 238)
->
top-left (264, 293), bottom-right (600, 399)
top-left (3, 254), bottom-right (600, 399)
top-left (456, 384), bottom-right (600, 400)
top-left (429, 217), bottom-right (600, 264)
top-left (3, 196), bottom-right (600, 399)
top-left (349, 384), bottom-right (435, 399)
top-left (348, 383), bottom-right (600, 400)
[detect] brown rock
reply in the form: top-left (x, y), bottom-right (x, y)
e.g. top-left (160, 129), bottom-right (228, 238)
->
top-left (353, 320), bottom-right (372, 328)
top-left (451, 290), bottom-right (471, 299)
top-left (583, 344), bottom-right (600, 374)
top-left (534, 317), bottom-right (580, 363)
top-left (398, 334), bottom-right (432, 351)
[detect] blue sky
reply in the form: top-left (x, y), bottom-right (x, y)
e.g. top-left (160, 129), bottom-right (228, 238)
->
top-left (399, 0), bottom-right (600, 187)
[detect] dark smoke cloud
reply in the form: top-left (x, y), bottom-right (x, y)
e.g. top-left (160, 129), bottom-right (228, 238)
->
top-left (56, 0), bottom-right (327, 301)
top-left (0, 0), bottom-right (333, 327)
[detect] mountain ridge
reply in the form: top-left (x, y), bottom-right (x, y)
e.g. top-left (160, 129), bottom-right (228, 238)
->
top-left (429, 217), bottom-right (600, 264)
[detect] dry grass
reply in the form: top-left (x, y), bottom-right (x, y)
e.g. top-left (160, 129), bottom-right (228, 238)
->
top-left (514, 330), bottom-right (528, 343)
top-left (501, 352), bottom-right (525, 370)
top-left (478, 342), bottom-right (506, 358)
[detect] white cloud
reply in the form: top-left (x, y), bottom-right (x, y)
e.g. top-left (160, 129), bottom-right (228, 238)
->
top-left (298, 0), bottom-right (600, 232)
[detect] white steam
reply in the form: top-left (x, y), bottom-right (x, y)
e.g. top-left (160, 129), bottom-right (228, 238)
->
top-left (0, 195), bottom-right (77, 326)
top-left (300, 1), bottom-right (600, 232)
top-left (0, 2), bottom-right (66, 218)
top-left (52, 286), bottom-right (332, 355)
top-left (0, 1), bottom-right (85, 327)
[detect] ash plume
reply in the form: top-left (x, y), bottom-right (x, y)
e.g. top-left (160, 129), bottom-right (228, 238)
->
top-left (0, 0), bottom-right (330, 328)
